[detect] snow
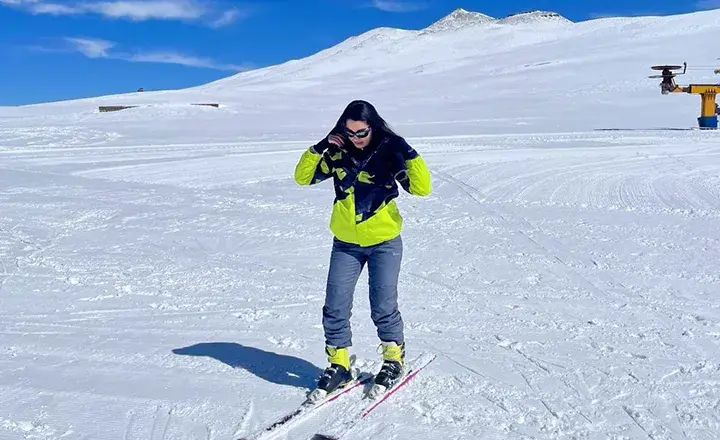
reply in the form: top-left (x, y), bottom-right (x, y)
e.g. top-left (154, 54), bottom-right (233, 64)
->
top-left (1, 7), bottom-right (720, 440)
top-left (422, 8), bottom-right (495, 33)
top-left (497, 11), bottom-right (574, 25)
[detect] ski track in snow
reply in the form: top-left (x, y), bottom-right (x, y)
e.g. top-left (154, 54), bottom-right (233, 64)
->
top-left (0, 129), bottom-right (719, 440)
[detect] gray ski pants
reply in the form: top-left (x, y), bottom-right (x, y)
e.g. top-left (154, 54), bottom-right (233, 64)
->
top-left (323, 236), bottom-right (404, 348)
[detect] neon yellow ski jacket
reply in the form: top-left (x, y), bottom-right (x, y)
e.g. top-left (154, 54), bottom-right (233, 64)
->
top-left (294, 134), bottom-right (432, 247)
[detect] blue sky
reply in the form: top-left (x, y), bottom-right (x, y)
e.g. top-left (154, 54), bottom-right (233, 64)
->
top-left (0, 0), bottom-right (717, 106)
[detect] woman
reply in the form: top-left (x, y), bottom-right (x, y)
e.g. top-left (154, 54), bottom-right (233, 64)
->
top-left (294, 100), bottom-right (432, 398)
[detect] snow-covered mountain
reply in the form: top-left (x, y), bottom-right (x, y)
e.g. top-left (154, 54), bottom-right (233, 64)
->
top-left (421, 8), bottom-right (574, 32)
top-left (422, 8), bottom-right (495, 33)
top-left (497, 10), bottom-right (573, 25)
top-left (3, 8), bottom-right (720, 143)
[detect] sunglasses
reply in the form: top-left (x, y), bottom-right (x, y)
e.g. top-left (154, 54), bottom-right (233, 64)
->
top-left (345, 127), bottom-right (371, 139)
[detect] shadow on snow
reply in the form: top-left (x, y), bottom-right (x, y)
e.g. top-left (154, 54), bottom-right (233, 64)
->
top-left (172, 342), bottom-right (323, 390)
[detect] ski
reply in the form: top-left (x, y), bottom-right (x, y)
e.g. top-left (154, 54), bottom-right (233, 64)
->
top-left (310, 352), bottom-right (436, 440)
top-left (236, 361), bottom-right (374, 440)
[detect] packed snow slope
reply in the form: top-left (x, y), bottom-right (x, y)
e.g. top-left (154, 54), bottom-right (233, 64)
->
top-left (1, 7), bottom-right (720, 440)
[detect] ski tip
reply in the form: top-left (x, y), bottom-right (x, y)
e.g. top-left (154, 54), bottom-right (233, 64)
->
top-left (305, 388), bottom-right (328, 404)
top-left (367, 383), bottom-right (386, 400)
top-left (311, 435), bottom-right (339, 440)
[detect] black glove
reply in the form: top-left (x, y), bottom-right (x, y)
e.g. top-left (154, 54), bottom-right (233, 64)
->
top-left (312, 137), bottom-right (331, 154)
top-left (383, 147), bottom-right (403, 181)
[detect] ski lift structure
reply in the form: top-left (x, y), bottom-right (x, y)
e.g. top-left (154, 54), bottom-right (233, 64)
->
top-left (649, 61), bottom-right (719, 129)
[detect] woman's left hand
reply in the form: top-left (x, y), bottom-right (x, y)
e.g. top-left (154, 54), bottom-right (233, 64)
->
top-left (387, 150), bottom-right (407, 180)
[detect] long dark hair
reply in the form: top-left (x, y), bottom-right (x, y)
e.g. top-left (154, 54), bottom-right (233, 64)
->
top-left (331, 100), bottom-right (401, 141)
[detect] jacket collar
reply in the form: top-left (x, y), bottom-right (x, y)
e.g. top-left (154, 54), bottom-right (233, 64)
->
top-left (343, 135), bottom-right (389, 168)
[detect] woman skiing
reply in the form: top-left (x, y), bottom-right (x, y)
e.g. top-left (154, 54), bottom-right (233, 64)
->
top-left (294, 100), bottom-right (432, 398)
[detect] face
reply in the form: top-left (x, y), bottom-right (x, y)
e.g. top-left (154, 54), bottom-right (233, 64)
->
top-left (344, 119), bottom-right (372, 149)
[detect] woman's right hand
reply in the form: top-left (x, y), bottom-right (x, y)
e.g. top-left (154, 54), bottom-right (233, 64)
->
top-left (328, 134), bottom-right (344, 147)
top-left (314, 133), bottom-right (343, 154)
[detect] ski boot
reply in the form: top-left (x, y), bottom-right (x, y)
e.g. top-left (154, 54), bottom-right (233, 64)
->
top-left (368, 341), bottom-right (405, 399)
top-left (306, 345), bottom-right (356, 404)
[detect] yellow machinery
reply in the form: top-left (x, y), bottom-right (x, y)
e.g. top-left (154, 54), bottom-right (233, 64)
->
top-left (649, 62), bottom-right (719, 129)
